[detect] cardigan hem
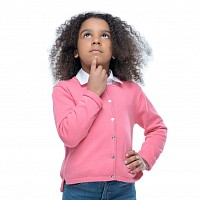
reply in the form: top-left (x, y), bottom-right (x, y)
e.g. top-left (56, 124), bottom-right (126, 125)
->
top-left (60, 174), bottom-right (143, 192)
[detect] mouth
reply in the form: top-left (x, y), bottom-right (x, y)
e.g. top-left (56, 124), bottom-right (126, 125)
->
top-left (89, 49), bottom-right (102, 53)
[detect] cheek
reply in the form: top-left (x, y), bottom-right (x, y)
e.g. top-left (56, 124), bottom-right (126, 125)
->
top-left (108, 45), bottom-right (113, 55)
top-left (77, 44), bottom-right (86, 57)
top-left (107, 41), bottom-right (113, 52)
top-left (78, 41), bottom-right (90, 51)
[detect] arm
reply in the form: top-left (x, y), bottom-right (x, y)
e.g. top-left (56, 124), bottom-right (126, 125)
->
top-left (52, 58), bottom-right (107, 148)
top-left (135, 88), bottom-right (167, 170)
top-left (125, 87), bottom-right (167, 173)
top-left (52, 86), bottom-right (103, 148)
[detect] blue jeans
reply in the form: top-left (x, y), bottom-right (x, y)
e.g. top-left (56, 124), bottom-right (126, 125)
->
top-left (62, 181), bottom-right (136, 200)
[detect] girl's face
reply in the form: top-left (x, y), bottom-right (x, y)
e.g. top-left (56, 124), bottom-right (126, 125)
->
top-left (75, 18), bottom-right (113, 73)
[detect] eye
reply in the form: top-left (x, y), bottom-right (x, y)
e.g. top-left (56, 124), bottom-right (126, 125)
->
top-left (102, 33), bottom-right (110, 39)
top-left (83, 33), bottom-right (91, 38)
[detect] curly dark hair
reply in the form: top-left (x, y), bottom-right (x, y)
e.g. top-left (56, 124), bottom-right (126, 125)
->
top-left (49, 12), bottom-right (152, 85)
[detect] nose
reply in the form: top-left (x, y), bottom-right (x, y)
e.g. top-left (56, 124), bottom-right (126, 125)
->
top-left (92, 38), bottom-right (101, 45)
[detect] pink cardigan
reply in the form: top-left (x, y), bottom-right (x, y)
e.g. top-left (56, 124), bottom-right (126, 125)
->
top-left (52, 77), bottom-right (167, 191)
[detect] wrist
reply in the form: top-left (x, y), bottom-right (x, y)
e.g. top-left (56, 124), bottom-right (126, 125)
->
top-left (87, 88), bottom-right (101, 96)
top-left (142, 158), bottom-right (149, 169)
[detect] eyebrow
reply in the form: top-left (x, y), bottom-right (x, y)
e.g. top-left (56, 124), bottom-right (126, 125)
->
top-left (79, 29), bottom-right (111, 35)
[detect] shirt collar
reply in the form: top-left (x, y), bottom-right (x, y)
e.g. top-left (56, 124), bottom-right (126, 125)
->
top-left (76, 68), bottom-right (123, 85)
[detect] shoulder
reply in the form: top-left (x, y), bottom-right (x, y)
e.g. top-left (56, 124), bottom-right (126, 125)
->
top-left (53, 77), bottom-right (80, 90)
top-left (121, 80), bottom-right (143, 93)
top-left (52, 77), bottom-right (85, 100)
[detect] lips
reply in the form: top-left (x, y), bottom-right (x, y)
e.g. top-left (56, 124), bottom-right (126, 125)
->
top-left (89, 49), bottom-right (102, 53)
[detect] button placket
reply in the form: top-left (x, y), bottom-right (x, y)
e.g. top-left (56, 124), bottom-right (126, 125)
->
top-left (105, 95), bottom-right (116, 180)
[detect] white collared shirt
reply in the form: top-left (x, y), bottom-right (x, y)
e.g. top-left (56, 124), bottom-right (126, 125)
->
top-left (76, 68), bottom-right (123, 85)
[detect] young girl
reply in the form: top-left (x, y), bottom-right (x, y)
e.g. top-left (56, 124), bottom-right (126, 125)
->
top-left (50, 12), bottom-right (167, 200)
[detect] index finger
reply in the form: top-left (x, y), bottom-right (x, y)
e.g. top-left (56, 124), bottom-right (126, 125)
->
top-left (126, 150), bottom-right (137, 158)
top-left (90, 56), bottom-right (97, 74)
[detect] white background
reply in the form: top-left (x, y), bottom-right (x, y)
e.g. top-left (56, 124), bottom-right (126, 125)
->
top-left (0, 0), bottom-right (200, 199)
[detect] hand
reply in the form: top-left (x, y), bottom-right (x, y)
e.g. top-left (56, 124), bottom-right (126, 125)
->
top-left (87, 57), bottom-right (107, 96)
top-left (124, 150), bottom-right (149, 174)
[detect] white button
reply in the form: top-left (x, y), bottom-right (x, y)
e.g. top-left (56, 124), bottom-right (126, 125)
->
top-left (111, 155), bottom-right (115, 159)
top-left (112, 136), bottom-right (116, 140)
top-left (111, 118), bottom-right (115, 121)
top-left (111, 175), bottom-right (114, 179)
top-left (108, 100), bottom-right (112, 103)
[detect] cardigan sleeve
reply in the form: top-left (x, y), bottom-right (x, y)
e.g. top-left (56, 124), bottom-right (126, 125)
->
top-left (135, 87), bottom-right (167, 170)
top-left (52, 85), bottom-right (103, 148)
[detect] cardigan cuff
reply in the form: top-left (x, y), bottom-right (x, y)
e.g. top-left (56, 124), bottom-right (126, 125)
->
top-left (83, 90), bottom-right (103, 109)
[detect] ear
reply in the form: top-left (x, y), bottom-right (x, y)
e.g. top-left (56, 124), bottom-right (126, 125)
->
top-left (74, 50), bottom-right (79, 58)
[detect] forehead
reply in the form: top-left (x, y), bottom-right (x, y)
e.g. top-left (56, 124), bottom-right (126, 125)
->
top-left (79, 18), bottom-right (110, 32)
